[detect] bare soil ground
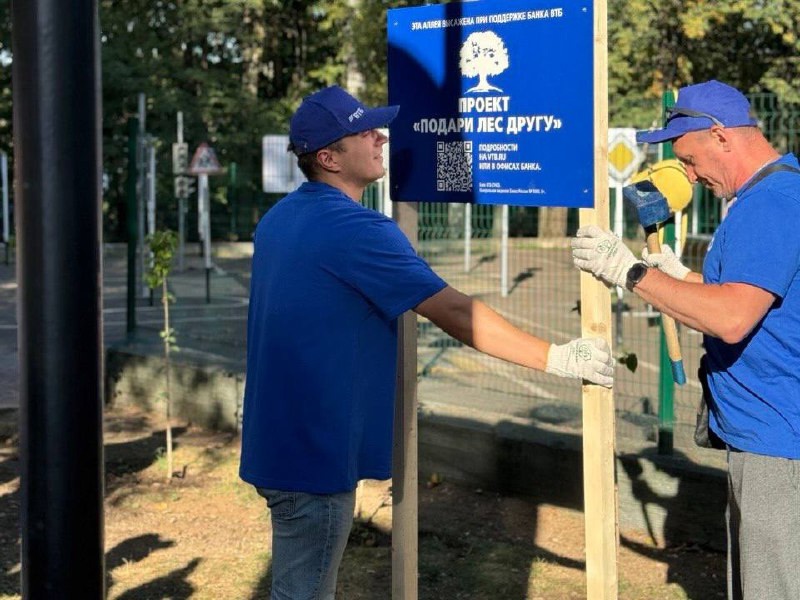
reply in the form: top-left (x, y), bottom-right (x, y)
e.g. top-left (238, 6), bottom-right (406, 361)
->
top-left (0, 406), bottom-right (725, 599)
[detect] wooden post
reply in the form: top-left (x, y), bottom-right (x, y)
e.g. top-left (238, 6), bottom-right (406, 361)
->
top-left (392, 200), bottom-right (419, 600)
top-left (580, 0), bottom-right (618, 598)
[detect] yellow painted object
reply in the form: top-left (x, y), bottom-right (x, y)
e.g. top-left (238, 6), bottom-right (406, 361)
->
top-left (630, 158), bottom-right (692, 244)
top-left (629, 159), bottom-right (692, 211)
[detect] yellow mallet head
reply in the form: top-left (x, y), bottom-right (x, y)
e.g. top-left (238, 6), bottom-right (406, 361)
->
top-left (629, 159), bottom-right (693, 213)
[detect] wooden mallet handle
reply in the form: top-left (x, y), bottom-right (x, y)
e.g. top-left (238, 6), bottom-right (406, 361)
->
top-left (645, 227), bottom-right (686, 385)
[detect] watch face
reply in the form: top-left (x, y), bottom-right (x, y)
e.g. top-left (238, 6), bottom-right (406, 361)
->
top-left (627, 263), bottom-right (648, 290)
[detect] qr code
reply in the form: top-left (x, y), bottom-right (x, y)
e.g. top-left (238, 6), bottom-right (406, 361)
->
top-left (436, 141), bottom-right (473, 192)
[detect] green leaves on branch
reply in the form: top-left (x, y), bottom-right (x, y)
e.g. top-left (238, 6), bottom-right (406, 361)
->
top-left (609, 0), bottom-right (800, 125)
top-left (617, 351), bottom-right (638, 374)
top-left (160, 327), bottom-right (179, 351)
top-left (143, 228), bottom-right (178, 480)
top-left (145, 230), bottom-right (178, 290)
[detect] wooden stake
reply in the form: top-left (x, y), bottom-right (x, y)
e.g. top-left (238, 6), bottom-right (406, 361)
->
top-left (580, 0), bottom-right (619, 597)
top-left (392, 200), bottom-right (419, 600)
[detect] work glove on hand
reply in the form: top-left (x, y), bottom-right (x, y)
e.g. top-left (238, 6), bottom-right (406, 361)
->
top-left (545, 337), bottom-right (615, 388)
top-left (571, 225), bottom-right (638, 288)
top-left (641, 246), bottom-right (691, 281)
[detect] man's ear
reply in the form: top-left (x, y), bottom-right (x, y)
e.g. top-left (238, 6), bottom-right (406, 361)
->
top-left (316, 148), bottom-right (340, 172)
top-left (709, 126), bottom-right (731, 152)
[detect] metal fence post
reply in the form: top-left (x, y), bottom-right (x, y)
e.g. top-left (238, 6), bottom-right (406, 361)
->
top-left (127, 117), bottom-right (138, 335)
top-left (657, 90), bottom-right (677, 455)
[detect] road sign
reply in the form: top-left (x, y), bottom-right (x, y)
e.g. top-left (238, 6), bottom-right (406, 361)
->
top-left (607, 128), bottom-right (642, 183)
top-left (188, 142), bottom-right (223, 175)
top-left (387, 0), bottom-right (594, 207)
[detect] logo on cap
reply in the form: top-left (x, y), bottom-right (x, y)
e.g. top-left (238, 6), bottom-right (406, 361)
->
top-left (348, 108), bottom-right (364, 123)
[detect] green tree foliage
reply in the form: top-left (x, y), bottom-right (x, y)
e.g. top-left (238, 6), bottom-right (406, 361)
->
top-left (100, 0), bottom-right (352, 239)
top-left (145, 229), bottom-right (178, 481)
top-left (608, 0), bottom-right (800, 127)
top-left (349, 0), bottom-right (428, 105)
top-left (0, 0), bottom-right (11, 152)
top-left (144, 229), bottom-right (178, 292)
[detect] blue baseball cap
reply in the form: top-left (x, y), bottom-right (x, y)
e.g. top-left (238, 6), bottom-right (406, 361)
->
top-left (288, 86), bottom-right (399, 155)
top-left (636, 80), bottom-right (758, 144)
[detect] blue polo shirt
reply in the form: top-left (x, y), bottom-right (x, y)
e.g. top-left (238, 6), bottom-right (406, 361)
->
top-left (703, 154), bottom-right (800, 458)
top-left (239, 181), bottom-right (446, 493)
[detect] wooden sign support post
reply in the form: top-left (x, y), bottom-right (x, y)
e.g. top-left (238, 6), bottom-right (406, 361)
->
top-left (392, 200), bottom-right (419, 600)
top-left (580, 1), bottom-right (619, 597)
top-left (386, 2), bottom-right (615, 597)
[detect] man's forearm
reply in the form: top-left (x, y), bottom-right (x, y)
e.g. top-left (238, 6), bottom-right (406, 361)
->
top-left (684, 271), bottom-right (703, 284)
top-left (632, 269), bottom-right (772, 343)
top-left (467, 299), bottom-right (551, 371)
top-left (633, 270), bottom-right (717, 333)
top-left (415, 287), bottom-right (550, 371)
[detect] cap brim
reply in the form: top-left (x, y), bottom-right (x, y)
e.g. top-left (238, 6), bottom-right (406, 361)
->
top-left (637, 113), bottom-right (714, 144)
top-left (637, 113), bottom-right (759, 144)
top-left (353, 105), bottom-right (400, 132)
top-left (297, 105), bottom-right (401, 154)
top-left (636, 127), bottom-right (683, 144)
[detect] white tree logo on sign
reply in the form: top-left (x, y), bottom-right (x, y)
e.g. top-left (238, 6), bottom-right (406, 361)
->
top-left (459, 31), bottom-right (509, 93)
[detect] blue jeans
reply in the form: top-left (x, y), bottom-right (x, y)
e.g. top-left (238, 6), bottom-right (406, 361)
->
top-left (257, 487), bottom-right (356, 600)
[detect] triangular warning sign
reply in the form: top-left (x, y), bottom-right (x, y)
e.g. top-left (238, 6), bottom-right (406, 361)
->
top-left (188, 142), bottom-right (223, 175)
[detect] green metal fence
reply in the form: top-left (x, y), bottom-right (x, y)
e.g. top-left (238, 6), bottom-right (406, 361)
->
top-left (394, 92), bottom-right (800, 462)
top-left (171, 92), bottom-right (797, 461)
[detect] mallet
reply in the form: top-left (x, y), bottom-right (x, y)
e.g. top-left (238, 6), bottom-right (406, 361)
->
top-left (623, 180), bottom-right (687, 385)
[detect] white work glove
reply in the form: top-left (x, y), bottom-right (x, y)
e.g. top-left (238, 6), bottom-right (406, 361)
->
top-left (545, 337), bottom-right (615, 388)
top-left (571, 226), bottom-right (638, 289)
top-left (641, 246), bottom-right (691, 280)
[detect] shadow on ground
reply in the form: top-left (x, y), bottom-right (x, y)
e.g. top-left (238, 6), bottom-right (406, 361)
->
top-left (0, 409), bottom-right (201, 599)
top-left (419, 410), bottom-right (726, 599)
top-left (1, 402), bottom-right (727, 599)
top-left (113, 557), bottom-right (200, 600)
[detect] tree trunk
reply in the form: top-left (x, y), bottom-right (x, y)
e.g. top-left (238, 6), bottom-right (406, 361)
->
top-left (538, 207), bottom-right (569, 237)
top-left (240, 4), bottom-right (265, 98)
top-left (163, 278), bottom-right (173, 482)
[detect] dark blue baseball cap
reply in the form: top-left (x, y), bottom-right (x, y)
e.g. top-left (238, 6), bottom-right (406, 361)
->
top-left (288, 86), bottom-right (399, 155)
top-left (636, 80), bottom-right (758, 144)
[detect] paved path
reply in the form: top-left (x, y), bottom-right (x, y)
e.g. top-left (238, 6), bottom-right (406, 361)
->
top-left (0, 245), bottom-right (252, 409)
top-left (1, 241), bottom-right (722, 468)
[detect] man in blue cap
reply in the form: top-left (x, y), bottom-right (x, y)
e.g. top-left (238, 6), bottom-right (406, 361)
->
top-left (239, 85), bottom-right (615, 599)
top-left (571, 79), bottom-right (800, 600)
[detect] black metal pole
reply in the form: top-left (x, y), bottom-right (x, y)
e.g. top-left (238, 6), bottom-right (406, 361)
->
top-left (12, 1), bottom-right (105, 598)
top-left (228, 161), bottom-right (238, 237)
top-left (127, 118), bottom-right (138, 336)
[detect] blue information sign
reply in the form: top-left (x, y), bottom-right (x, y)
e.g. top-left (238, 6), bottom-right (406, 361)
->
top-left (388, 0), bottom-right (594, 207)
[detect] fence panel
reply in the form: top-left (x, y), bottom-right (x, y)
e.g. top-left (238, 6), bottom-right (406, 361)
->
top-left (216, 93), bottom-right (797, 460)
top-left (402, 92), bottom-right (800, 460)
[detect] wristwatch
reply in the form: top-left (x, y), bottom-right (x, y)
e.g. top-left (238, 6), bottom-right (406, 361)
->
top-left (625, 262), bottom-right (649, 292)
